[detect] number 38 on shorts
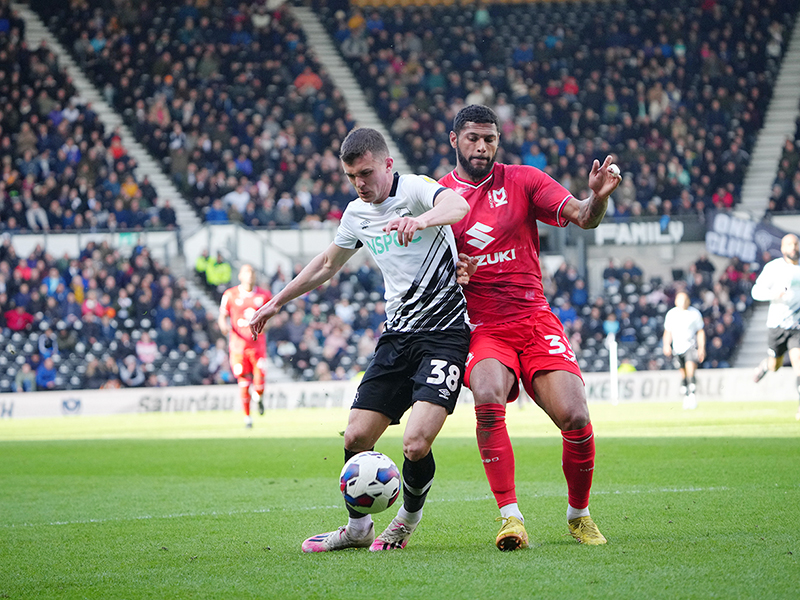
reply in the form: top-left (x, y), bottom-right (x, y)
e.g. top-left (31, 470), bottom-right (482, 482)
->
top-left (423, 358), bottom-right (464, 400)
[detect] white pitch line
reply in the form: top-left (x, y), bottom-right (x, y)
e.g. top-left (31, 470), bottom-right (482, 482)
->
top-left (1, 486), bottom-right (730, 529)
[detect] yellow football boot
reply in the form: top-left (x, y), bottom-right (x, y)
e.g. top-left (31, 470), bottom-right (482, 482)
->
top-left (568, 516), bottom-right (607, 545)
top-left (495, 516), bottom-right (529, 551)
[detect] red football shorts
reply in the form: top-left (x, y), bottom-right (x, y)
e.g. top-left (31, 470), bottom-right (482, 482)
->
top-left (464, 309), bottom-right (583, 402)
top-left (230, 346), bottom-right (267, 385)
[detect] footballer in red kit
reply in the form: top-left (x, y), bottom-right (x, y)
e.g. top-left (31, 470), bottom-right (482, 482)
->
top-left (219, 264), bottom-right (271, 428)
top-left (440, 105), bottom-right (621, 550)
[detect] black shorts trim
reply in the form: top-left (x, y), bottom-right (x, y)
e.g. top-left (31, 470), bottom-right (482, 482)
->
top-left (351, 327), bottom-right (470, 425)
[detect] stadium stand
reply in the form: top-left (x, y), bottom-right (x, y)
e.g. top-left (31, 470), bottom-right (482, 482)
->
top-left (767, 117), bottom-right (800, 213)
top-left (7, 0), bottom-right (794, 393)
top-left (320, 0), bottom-right (799, 219)
top-left (546, 251), bottom-right (750, 373)
top-left (0, 236), bottom-right (231, 391)
top-left (39, 0), bottom-right (357, 227)
top-left (0, 1), bottom-right (168, 233)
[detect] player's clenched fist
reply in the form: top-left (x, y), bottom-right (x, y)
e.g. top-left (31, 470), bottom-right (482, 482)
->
top-left (456, 253), bottom-right (478, 286)
top-left (249, 301), bottom-right (280, 340)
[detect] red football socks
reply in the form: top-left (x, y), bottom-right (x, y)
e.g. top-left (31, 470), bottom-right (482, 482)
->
top-left (561, 423), bottom-right (595, 510)
top-left (240, 384), bottom-right (251, 416)
top-left (475, 403), bottom-right (517, 508)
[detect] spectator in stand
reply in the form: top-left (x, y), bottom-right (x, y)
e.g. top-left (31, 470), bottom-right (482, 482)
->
top-left (571, 278), bottom-right (589, 307)
top-left (38, 328), bottom-right (59, 358)
top-left (705, 335), bottom-right (731, 369)
top-left (5, 303), bottom-right (34, 332)
top-left (156, 318), bottom-right (180, 354)
top-left (158, 200), bottom-right (177, 229)
top-left (36, 357), bottom-right (58, 390)
top-left (205, 199), bottom-right (229, 223)
top-left (85, 357), bottom-right (108, 389)
top-left (14, 363), bottom-right (37, 392)
top-left (188, 353), bottom-right (214, 386)
top-left (119, 355), bottom-right (146, 388)
top-left (136, 331), bottom-right (158, 364)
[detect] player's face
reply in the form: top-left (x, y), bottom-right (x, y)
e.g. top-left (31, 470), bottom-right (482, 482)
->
top-left (675, 292), bottom-right (690, 310)
top-left (451, 122), bottom-right (499, 181)
top-left (239, 266), bottom-right (256, 289)
top-left (781, 235), bottom-right (799, 263)
top-left (342, 151), bottom-right (394, 204)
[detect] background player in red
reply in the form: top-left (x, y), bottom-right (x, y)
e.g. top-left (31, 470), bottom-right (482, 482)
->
top-left (218, 263), bottom-right (272, 428)
top-left (440, 105), bottom-right (620, 550)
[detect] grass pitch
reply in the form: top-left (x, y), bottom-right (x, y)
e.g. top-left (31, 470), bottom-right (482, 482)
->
top-left (1, 401), bottom-right (798, 599)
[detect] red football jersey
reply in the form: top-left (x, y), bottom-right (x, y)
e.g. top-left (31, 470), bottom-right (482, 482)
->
top-left (220, 286), bottom-right (271, 354)
top-left (440, 163), bottom-right (572, 327)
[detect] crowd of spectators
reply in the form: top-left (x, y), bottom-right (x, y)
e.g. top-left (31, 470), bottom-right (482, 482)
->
top-left (0, 0), bottom-right (176, 234)
top-left (0, 234), bottom-right (756, 393)
top-left (263, 260), bottom-right (387, 382)
top-left (0, 237), bottom-right (235, 392)
top-left (6, 0), bottom-right (790, 391)
top-left (41, 0), bottom-right (358, 228)
top-left (766, 110), bottom-right (800, 214)
top-left (549, 253), bottom-right (752, 372)
top-left (323, 0), bottom-right (798, 221)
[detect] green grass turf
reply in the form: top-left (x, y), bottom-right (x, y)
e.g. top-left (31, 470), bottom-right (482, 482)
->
top-left (0, 401), bottom-right (798, 599)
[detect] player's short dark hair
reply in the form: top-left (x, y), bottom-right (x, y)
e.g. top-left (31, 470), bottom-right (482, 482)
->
top-left (340, 128), bottom-right (389, 164)
top-left (452, 104), bottom-right (500, 135)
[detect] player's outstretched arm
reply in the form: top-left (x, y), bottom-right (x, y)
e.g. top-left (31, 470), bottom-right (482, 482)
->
top-left (249, 242), bottom-right (357, 339)
top-left (662, 329), bottom-right (673, 358)
top-left (561, 155), bottom-right (621, 230)
top-left (384, 189), bottom-right (469, 246)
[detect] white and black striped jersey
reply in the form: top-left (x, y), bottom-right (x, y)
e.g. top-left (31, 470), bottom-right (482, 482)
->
top-left (752, 256), bottom-right (800, 329)
top-left (334, 173), bottom-right (467, 334)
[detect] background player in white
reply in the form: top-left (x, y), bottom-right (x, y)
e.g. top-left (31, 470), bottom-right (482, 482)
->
top-left (752, 233), bottom-right (800, 420)
top-left (440, 104), bottom-right (620, 549)
top-left (663, 291), bottom-right (706, 410)
top-left (249, 128), bottom-right (471, 552)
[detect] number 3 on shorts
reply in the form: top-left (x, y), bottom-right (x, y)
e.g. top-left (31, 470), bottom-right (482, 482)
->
top-left (545, 334), bottom-right (576, 361)
top-left (426, 359), bottom-right (461, 392)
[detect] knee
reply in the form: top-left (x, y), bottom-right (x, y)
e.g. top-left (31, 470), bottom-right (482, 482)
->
top-left (403, 436), bottom-right (431, 462)
top-left (343, 428), bottom-right (373, 453)
top-left (471, 379), bottom-right (507, 406)
top-left (559, 404), bottom-right (590, 432)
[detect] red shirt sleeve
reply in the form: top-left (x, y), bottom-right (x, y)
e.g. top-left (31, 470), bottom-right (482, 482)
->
top-left (519, 166), bottom-right (574, 228)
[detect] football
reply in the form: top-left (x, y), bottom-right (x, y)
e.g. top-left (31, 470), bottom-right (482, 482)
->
top-left (608, 163), bottom-right (621, 177)
top-left (340, 451), bottom-right (401, 514)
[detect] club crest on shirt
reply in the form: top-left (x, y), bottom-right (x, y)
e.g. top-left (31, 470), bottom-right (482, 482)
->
top-left (489, 187), bottom-right (507, 208)
top-left (394, 207), bottom-right (412, 218)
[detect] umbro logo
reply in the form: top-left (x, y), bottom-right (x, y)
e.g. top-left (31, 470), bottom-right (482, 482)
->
top-left (360, 220), bottom-right (371, 229)
top-left (465, 222), bottom-right (495, 250)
